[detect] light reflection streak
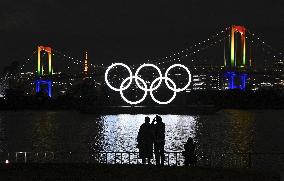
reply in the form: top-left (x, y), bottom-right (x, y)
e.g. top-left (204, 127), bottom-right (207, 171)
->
top-left (100, 114), bottom-right (197, 152)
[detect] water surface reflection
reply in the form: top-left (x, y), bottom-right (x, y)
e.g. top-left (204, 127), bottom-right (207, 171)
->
top-left (0, 110), bottom-right (283, 156)
top-left (97, 114), bottom-right (197, 152)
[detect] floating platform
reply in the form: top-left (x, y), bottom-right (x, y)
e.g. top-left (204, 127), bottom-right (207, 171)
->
top-left (80, 105), bottom-right (220, 115)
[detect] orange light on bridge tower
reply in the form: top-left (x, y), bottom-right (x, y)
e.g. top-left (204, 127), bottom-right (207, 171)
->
top-left (230, 25), bottom-right (246, 68)
top-left (36, 46), bottom-right (52, 97)
top-left (84, 51), bottom-right (88, 75)
top-left (37, 46), bottom-right (52, 76)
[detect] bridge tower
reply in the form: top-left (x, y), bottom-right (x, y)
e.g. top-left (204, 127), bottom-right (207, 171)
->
top-left (83, 51), bottom-right (88, 75)
top-left (37, 46), bottom-right (52, 76)
top-left (35, 46), bottom-right (53, 97)
top-left (225, 25), bottom-right (249, 90)
top-left (230, 25), bottom-right (247, 67)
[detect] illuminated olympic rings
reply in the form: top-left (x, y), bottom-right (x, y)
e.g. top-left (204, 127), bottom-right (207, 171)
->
top-left (105, 63), bottom-right (191, 105)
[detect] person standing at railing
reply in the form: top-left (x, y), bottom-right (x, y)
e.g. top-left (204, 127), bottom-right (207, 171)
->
top-left (182, 137), bottom-right (197, 166)
top-left (137, 116), bottom-right (154, 164)
top-left (152, 115), bottom-right (165, 166)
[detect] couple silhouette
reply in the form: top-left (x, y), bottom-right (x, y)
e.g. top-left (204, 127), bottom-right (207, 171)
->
top-left (137, 115), bottom-right (165, 165)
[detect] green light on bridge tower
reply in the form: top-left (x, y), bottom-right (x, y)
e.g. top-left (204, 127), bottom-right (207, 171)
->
top-left (230, 25), bottom-right (246, 68)
top-left (36, 46), bottom-right (53, 97)
top-left (37, 46), bottom-right (52, 76)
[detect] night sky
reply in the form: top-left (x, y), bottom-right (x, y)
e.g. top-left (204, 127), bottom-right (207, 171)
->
top-left (0, 0), bottom-right (283, 70)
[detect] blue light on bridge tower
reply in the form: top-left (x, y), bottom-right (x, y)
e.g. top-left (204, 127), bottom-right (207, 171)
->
top-left (36, 46), bottom-right (53, 97)
top-left (227, 72), bottom-right (236, 89)
top-left (224, 25), bottom-right (250, 91)
top-left (225, 71), bottom-right (247, 90)
top-left (240, 73), bottom-right (247, 90)
top-left (35, 80), bottom-right (52, 97)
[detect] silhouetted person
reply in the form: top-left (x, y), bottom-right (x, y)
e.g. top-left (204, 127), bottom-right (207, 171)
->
top-left (183, 137), bottom-right (197, 166)
top-left (152, 115), bottom-right (165, 166)
top-left (137, 117), bottom-right (153, 164)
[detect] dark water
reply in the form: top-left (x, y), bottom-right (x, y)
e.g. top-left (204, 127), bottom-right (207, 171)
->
top-left (0, 110), bottom-right (283, 160)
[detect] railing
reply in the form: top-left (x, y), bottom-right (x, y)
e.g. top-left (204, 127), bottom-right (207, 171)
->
top-left (0, 151), bottom-right (184, 166)
top-left (0, 152), bottom-right (55, 163)
top-left (0, 151), bottom-right (284, 169)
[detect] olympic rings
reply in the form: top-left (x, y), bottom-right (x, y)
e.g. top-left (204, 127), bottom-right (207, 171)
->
top-left (105, 63), bottom-right (191, 105)
top-left (120, 76), bottom-right (148, 105)
top-left (105, 63), bottom-right (132, 92)
top-left (150, 77), bottom-right (177, 105)
top-left (165, 64), bottom-right (191, 92)
top-left (134, 64), bottom-right (163, 91)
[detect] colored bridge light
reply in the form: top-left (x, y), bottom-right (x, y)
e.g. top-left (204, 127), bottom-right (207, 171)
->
top-left (225, 71), bottom-right (247, 90)
top-left (230, 25), bottom-right (247, 67)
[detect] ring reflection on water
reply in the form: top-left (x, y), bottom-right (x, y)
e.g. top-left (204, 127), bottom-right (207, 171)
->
top-left (97, 114), bottom-right (197, 152)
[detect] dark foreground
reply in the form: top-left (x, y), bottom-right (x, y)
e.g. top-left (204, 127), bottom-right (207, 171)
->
top-left (0, 164), bottom-right (280, 181)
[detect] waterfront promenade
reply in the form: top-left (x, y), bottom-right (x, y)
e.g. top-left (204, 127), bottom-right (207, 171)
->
top-left (0, 163), bottom-right (280, 181)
